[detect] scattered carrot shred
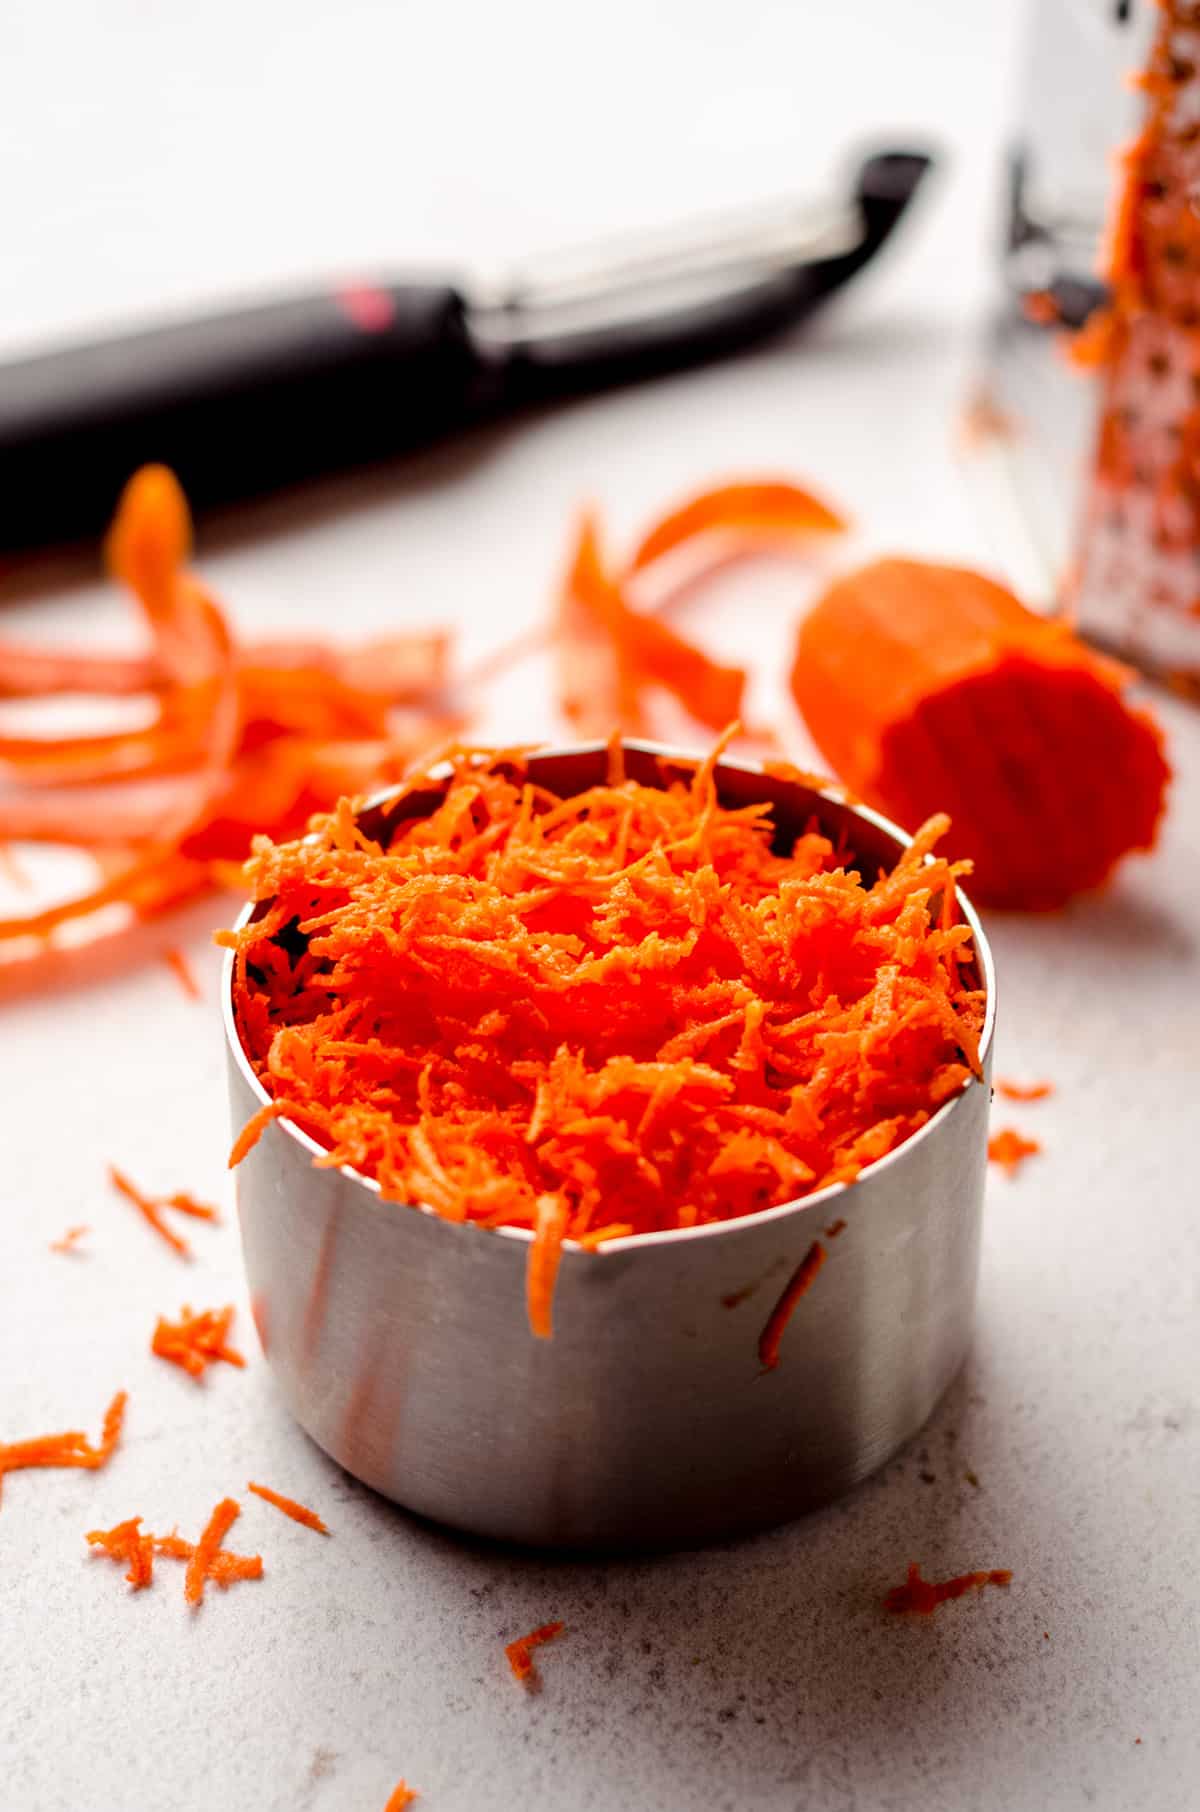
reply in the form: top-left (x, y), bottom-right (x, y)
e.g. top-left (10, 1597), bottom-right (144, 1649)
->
top-left (108, 1165), bottom-right (218, 1259)
top-left (996, 1078), bottom-right (1054, 1102)
top-left (758, 1241), bottom-right (827, 1371)
top-left (505, 1620), bottom-right (566, 1686)
top-left (988, 1128), bottom-right (1042, 1177)
top-left (162, 944), bottom-right (202, 1000)
top-left (151, 1306), bottom-right (244, 1380)
top-left (383, 1782), bottom-right (419, 1811)
top-left (227, 741), bottom-right (985, 1337)
top-left (884, 1561), bottom-right (1012, 1615)
top-left (185, 1497), bottom-right (243, 1607)
top-left (49, 1224), bottom-right (89, 1255)
top-left (86, 1516), bottom-right (155, 1590)
top-left (153, 1530), bottom-right (263, 1588)
top-left (824, 1217), bottom-right (847, 1239)
top-left (0, 1390), bottom-right (126, 1507)
top-left (247, 1480), bottom-right (329, 1534)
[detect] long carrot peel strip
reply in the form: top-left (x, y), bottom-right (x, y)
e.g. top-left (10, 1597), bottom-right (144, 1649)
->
top-left (152, 1306), bottom-right (245, 1380)
top-left (987, 1128), bottom-right (1041, 1177)
top-left (49, 1224), bottom-right (89, 1254)
top-left (228, 740), bottom-right (984, 1338)
top-left (791, 558), bottom-right (1170, 910)
top-left (185, 1497), bottom-right (243, 1606)
top-left (86, 1516), bottom-right (155, 1589)
top-left (758, 1241), bottom-right (827, 1371)
top-left (884, 1562), bottom-right (1012, 1615)
top-left (505, 1620), bottom-right (566, 1687)
top-left (247, 1480), bottom-right (329, 1534)
top-left (0, 1390), bottom-right (126, 1506)
top-left (996, 1077), bottom-right (1053, 1102)
top-left (108, 1166), bottom-right (218, 1259)
top-left (628, 478), bottom-right (847, 574)
top-left (383, 1782), bottom-right (419, 1811)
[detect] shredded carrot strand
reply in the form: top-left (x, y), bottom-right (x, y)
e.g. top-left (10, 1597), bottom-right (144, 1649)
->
top-left (86, 1516), bottom-right (155, 1590)
top-left (884, 1561), bottom-right (1012, 1615)
top-left (0, 1390), bottom-right (126, 1507)
top-left (151, 1306), bottom-right (245, 1380)
top-left (758, 1241), bottom-right (827, 1370)
top-left (505, 1620), bottom-right (566, 1686)
top-left (108, 1166), bottom-right (217, 1258)
top-left (162, 944), bottom-right (202, 1000)
top-left (49, 1224), bottom-right (89, 1255)
top-left (383, 1782), bottom-right (419, 1811)
top-left (987, 1128), bottom-right (1041, 1177)
top-left (995, 1078), bottom-right (1053, 1102)
top-left (247, 1480), bottom-right (329, 1534)
top-left (185, 1497), bottom-right (242, 1607)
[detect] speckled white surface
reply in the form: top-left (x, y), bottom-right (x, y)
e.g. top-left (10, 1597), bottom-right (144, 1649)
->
top-left (3, 3), bottom-right (1199, 1809)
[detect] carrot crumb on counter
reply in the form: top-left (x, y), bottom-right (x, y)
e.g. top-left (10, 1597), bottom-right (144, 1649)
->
top-left (884, 1562), bottom-right (1012, 1615)
top-left (824, 1217), bottom-right (847, 1239)
top-left (162, 944), bottom-right (202, 1000)
top-left (86, 1516), bottom-right (156, 1589)
top-left (0, 1390), bottom-right (126, 1507)
top-left (996, 1077), bottom-right (1054, 1102)
top-left (185, 1497), bottom-right (244, 1607)
top-left (758, 1241), bottom-right (827, 1371)
top-left (505, 1620), bottom-right (566, 1687)
top-left (49, 1224), bottom-right (89, 1254)
top-left (987, 1128), bottom-right (1042, 1177)
top-left (108, 1165), bottom-right (218, 1259)
top-left (151, 1306), bottom-right (244, 1380)
top-left (247, 1480), bottom-right (329, 1534)
top-left (227, 738), bottom-right (985, 1338)
top-left (383, 1782), bottom-right (419, 1811)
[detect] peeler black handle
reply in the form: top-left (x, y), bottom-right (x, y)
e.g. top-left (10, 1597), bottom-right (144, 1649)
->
top-left (0, 284), bottom-right (482, 550)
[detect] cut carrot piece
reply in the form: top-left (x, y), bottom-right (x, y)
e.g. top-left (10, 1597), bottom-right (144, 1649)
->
top-left (0, 1390), bottom-right (126, 1507)
top-left (86, 1516), bottom-right (155, 1590)
top-left (884, 1561), bottom-right (1012, 1615)
top-left (153, 1531), bottom-right (263, 1587)
top-left (49, 1224), bottom-right (89, 1255)
top-left (790, 558), bottom-right (1170, 909)
top-left (247, 1480), bottom-right (329, 1535)
top-left (996, 1077), bottom-right (1053, 1102)
top-left (109, 1166), bottom-right (217, 1259)
top-left (383, 1782), bottom-right (419, 1811)
top-left (505, 1620), bottom-right (565, 1686)
top-left (628, 479), bottom-right (847, 573)
top-left (162, 945), bottom-right (201, 1000)
top-left (987, 1128), bottom-right (1041, 1177)
top-left (758, 1241), bottom-right (827, 1370)
top-left (151, 1306), bottom-right (244, 1380)
top-left (185, 1497), bottom-right (242, 1607)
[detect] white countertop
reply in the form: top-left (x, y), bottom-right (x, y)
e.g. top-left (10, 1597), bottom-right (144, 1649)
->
top-left (3, 3), bottom-right (1198, 1808)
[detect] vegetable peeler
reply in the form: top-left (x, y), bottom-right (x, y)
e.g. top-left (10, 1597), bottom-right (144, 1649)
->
top-left (223, 740), bottom-right (994, 1553)
top-left (0, 148), bottom-right (930, 553)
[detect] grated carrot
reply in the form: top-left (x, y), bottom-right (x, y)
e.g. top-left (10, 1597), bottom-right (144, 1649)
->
top-left (154, 1530), bottom-right (263, 1588)
top-left (162, 944), bottom-right (202, 1000)
top-left (383, 1782), bottom-right (419, 1811)
top-left (151, 1306), bottom-right (244, 1380)
top-left (185, 1497), bottom-right (243, 1607)
top-left (247, 1480), bottom-right (329, 1534)
top-left (505, 1620), bottom-right (565, 1686)
top-left (49, 1224), bottom-right (89, 1255)
top-left (86, 1516), bottom-right (155, 1590)
top-left (0, 1390), bottom-right (126, 1507)
top-left (757, 1241), bottom-right (827, 1371)
top-left (108, 1165), bottom-right (218, 1259)
top-left (884, 1561), bottom-right (1012, 1615)
top-left (996, 1078), bottom-right (1054, 1103)
top-left (987, 1128), bottom-right (1041, 1177)
top-left (227, 740), bottom-right (985, 1338)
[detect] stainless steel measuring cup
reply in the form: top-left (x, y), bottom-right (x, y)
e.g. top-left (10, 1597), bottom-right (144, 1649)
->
top-left (223, 740), bottom-right (995, 1551)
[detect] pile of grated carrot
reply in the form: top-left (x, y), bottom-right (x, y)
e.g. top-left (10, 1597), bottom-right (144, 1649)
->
top-left (225, 736), bottom-right (984, 1336)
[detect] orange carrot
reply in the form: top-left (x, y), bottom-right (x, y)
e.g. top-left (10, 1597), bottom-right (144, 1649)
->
top-left (383, 1782), bottom-right (419, 1811)
top-left (151, 1306), bottom-right (244, 1380)
top-left (987, 1128), bottom-right (1041, 1177)
top-left (628, 479), bottom-right (846, 573)
top-left (108, 1166), bottom-right (218, 1259)
top-left (884, 1561), bottom-right (1012, 1615)
top-left (153, 1531), bottom-right (263, 1588)
top-left (0, 1390), bottom-right (126, 1506)
top-left (227, 740), bottom-right (984, 1337)
top-left (996, 1078), bottom-right (1053, 1102)
top-left (247, 1480), bottom-right (329, 1534)
top-left (86, 1516), bottom-right (155, 1590)
top-left (505, 1620), bottom-right (565, 1686)
top-left (790, 558), bottom-right (1170, 909)
top-left (185, 1497), bottom-right (242, 1607)
top-left (49, 1224), bottom-right (89, 1255)
top-left (758, 1241), bottom-right (827, 1370)
top-left (162, 945), bottom-right (201, 1000)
